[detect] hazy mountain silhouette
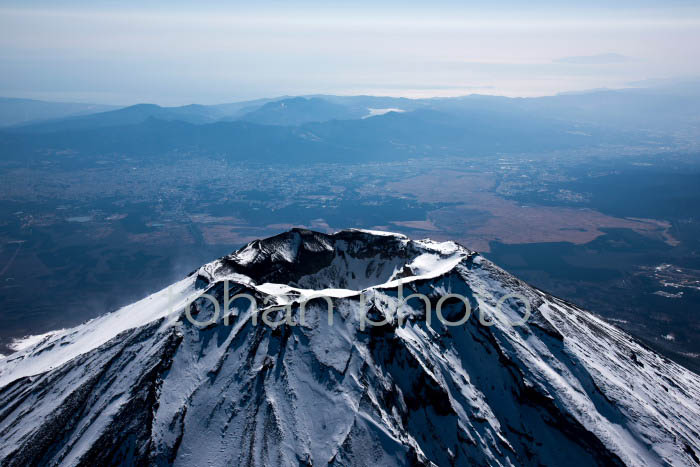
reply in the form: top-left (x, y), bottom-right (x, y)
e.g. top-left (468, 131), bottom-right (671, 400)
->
top-left (235, 97), bottom-right (364, 125)
top-left (0, 98), bottom-right (118, 127)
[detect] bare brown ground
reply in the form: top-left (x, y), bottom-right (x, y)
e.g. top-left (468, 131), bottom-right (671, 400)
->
top-left (383, 170), bottom-right (678, 252)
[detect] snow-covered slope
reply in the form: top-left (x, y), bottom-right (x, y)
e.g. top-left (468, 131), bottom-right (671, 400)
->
top-left (0, 228), bottom-right (698, 466)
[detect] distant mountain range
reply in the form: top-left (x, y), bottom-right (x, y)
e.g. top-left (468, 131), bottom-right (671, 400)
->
top-left (4, 95), bottom-right (430, 133)
top-left (0, 108), bottom-right (629, 165)
top-left (1, 81), bottom-right (699, 164)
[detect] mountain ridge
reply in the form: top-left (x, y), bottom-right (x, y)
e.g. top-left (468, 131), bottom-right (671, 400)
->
top-left (0, 97), bottom-right (118, 127)
top-left (6, 82), bottom-right (700, 133)
top-left (0, 106), bottom-right (639, 164)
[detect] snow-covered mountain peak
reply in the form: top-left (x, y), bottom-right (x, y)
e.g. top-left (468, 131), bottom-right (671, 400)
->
top-left (197, 228), bottom-right (469, 292)
top-left (1, 229), bottom-right (699, 466)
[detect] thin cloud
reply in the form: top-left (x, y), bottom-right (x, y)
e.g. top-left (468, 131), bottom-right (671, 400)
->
top-left (554, 53), bottom-right (630, 65)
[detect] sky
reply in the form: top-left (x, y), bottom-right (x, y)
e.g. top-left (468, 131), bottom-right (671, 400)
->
top-left (1, 1), bottom-right (699, 105)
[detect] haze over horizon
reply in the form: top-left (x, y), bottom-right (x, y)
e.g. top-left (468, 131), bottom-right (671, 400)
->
top-left (1, 0), bottom-right (699, 105)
